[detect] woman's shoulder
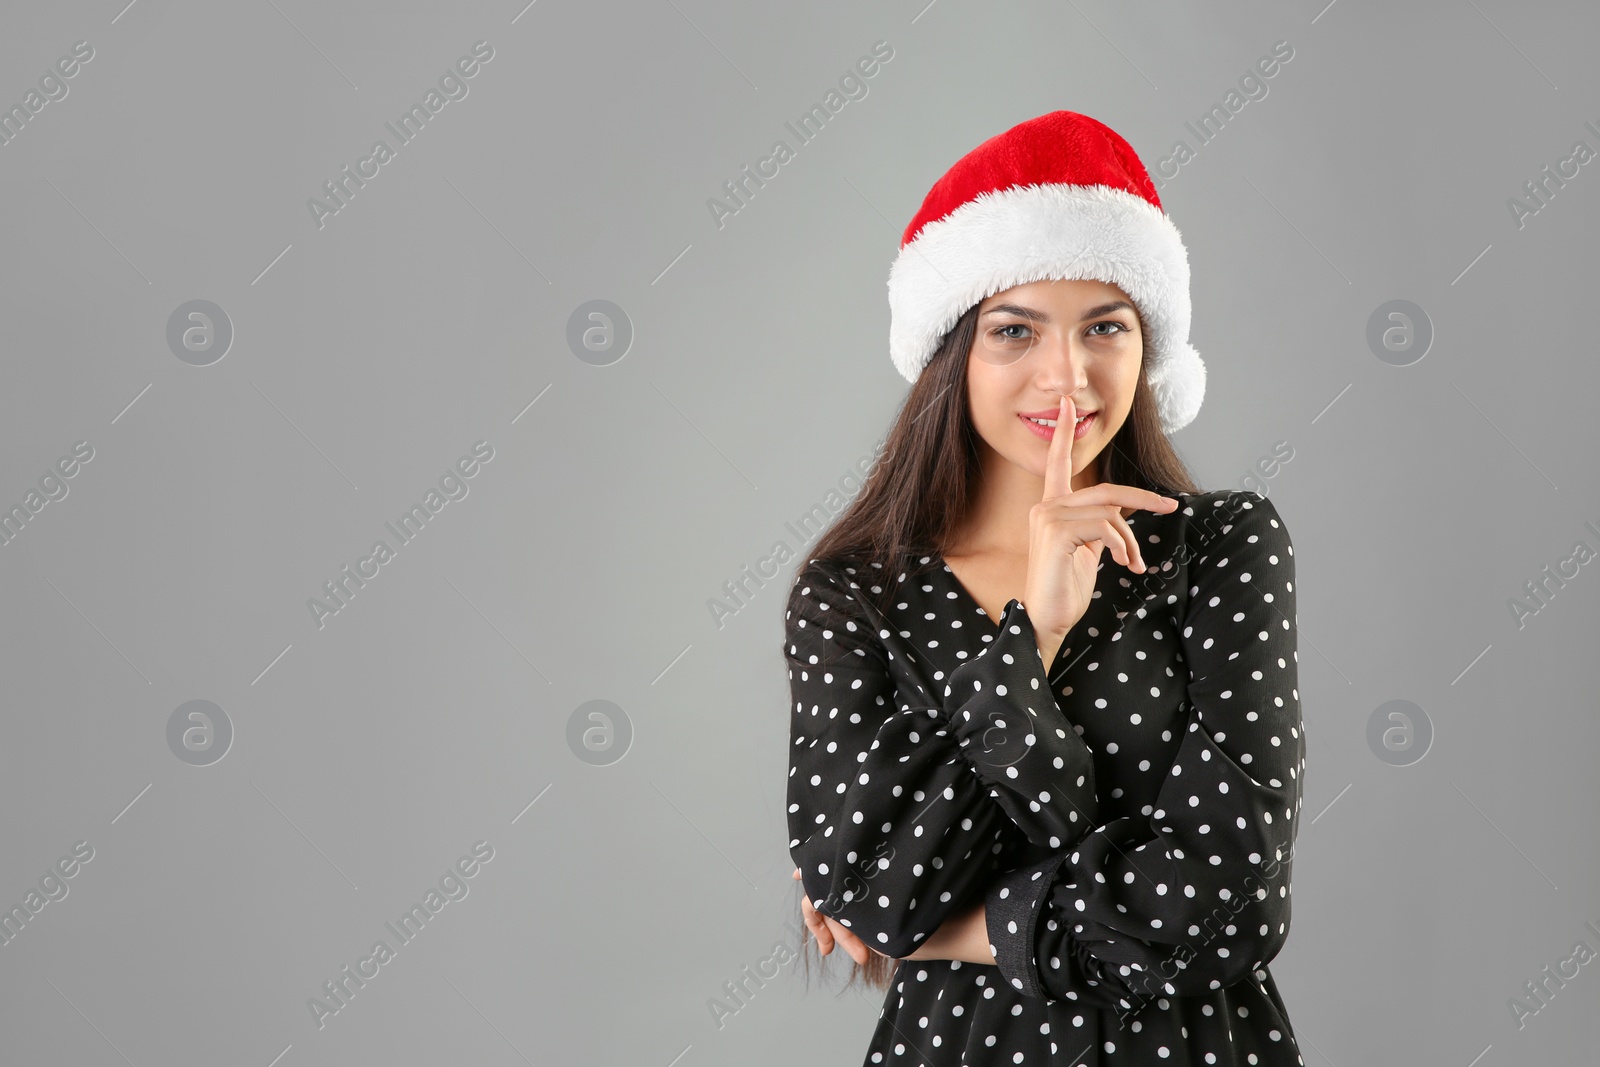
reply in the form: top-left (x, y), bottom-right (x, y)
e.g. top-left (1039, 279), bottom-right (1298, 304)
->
top-left (790, 554), bottom-right (870, 596)
top-left (787, 555), bottom-right (882, 617)
top-left (787, 551), bottom-right (941, 642)
top-left (784, 555), bottom-right (899, 667)
top-left (1172, 488), bottom-right (1293, 566)
top-left (791, 549), bottom-right (942, 595)
top-left (1174, 487), bottom-right (1289, 531)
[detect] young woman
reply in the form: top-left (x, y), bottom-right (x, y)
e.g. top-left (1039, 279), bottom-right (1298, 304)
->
top-left (783, 112), bottom-right (1305, 1065)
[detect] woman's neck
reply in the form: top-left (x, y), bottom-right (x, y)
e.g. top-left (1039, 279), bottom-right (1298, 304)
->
top-left (949, 449), bottom-right (1102, 558)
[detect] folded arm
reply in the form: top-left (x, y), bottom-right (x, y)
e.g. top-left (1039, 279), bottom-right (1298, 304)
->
top-left (785, 559), bottom-right (1099, 958)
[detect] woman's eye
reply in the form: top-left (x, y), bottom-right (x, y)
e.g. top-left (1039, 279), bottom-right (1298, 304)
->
top-left (1088, 321), bottom-right (1128, 336)
top-left (993, 324), bottom-right (1031, 342)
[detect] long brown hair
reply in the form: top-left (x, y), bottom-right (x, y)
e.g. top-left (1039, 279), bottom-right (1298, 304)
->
top-left (791, 298), bottom-right (1202, 994)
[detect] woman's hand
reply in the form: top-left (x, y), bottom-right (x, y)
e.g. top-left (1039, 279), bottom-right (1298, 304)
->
top-left (1024, 394), bottom-right (1179, 661)
top-left (793, 868), bottom-right (879, 965)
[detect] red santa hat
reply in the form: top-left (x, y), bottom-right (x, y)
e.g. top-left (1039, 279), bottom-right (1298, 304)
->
top-left (887, 110), bottom-right (1206, 434)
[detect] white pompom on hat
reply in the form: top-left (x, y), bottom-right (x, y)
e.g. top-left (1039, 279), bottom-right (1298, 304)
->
top-left (887, 110), bottom-right (1206, 434)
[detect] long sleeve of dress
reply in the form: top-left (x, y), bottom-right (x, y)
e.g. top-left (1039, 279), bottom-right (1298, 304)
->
top-left (785, 559), bottom-right (1099, 959)
top-left (984, 493), bottom-right (1304, 1011)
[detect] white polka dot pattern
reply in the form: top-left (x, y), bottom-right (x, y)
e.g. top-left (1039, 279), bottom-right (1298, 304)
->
top-left (785, 557), bottom-right (1098, 958)
top-left (783, 489), bottom-right (1306, 1065)
top-left (989, 493), bottom-right (1302, 1015)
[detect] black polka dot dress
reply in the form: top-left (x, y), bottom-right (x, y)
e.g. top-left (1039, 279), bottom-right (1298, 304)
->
top-left (785, 490), bottom-right (1305, 1065)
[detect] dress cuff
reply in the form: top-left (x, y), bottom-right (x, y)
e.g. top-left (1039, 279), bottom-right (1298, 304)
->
top-left (984, 851), bottom-right (1066, 998)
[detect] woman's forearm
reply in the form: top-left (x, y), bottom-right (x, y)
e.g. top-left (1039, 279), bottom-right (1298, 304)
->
top-left (901, 900), bottom-right (997, 965)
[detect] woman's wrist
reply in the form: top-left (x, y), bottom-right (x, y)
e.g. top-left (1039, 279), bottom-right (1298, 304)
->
top-left (903, 901), bottom-right (997, 965)
top-left (955, 902), bottom-right (997, 965)
top-left (1036, 629), bottom-right (1067, 669)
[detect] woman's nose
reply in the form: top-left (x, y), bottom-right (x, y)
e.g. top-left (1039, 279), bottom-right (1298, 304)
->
top-left (1033, 334), bottom-right (1088, 392)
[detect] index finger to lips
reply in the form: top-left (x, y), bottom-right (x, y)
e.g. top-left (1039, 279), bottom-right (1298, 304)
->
top-left (1041, 394), bottom-right (1075, 501)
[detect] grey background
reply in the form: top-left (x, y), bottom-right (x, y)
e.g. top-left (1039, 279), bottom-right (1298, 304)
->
top-left (1, 0), bottom-right (1596, 1064)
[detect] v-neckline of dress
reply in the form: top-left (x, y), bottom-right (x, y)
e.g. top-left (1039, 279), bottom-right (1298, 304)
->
top-left (935, 553), bottom-right (1075, 681)
top-left (933, 511), bottom-right (1138, 674)
top-left (933, 553), bottom-right (1009, 635)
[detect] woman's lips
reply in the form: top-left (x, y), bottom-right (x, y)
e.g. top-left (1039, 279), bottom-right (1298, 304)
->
top-left (1019, 411), bottom-right (1095, 440)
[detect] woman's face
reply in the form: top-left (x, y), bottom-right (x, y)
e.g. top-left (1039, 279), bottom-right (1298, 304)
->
top-left (965, 278), bottom-right (1144, 490)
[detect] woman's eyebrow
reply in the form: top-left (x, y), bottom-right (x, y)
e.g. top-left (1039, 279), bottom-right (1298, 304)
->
top-left (981, 303), bottom-right (1048, 322)
top-left (981, 300), bottom-right (1136, 322)
top-left (1079, 300), bottom-right (1137, 321)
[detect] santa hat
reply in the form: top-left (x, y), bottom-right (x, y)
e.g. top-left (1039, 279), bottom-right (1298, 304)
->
top-left (887, 110), bottom-right (1206, 434)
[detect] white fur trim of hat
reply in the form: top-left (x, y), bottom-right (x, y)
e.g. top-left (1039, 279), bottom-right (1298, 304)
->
top-left (886, 111), bottom-right (1206, 434)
